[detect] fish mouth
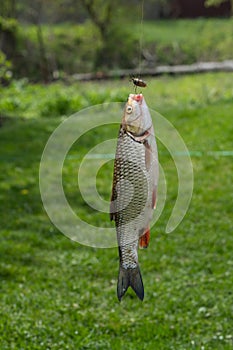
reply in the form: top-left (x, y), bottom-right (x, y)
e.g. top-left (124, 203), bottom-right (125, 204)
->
top-left (129, 93), bottom-right (143, 103)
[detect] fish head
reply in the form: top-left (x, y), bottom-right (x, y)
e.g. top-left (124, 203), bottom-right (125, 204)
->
top-left (122, 94), bottom-right (152, 136)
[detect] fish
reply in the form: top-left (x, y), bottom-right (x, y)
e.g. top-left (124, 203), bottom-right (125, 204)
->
top-left (110, 93), bottom-right (159, 301)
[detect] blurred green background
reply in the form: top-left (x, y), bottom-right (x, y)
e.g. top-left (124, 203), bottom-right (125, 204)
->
top-left (0, 1), bottom-right (233, 349)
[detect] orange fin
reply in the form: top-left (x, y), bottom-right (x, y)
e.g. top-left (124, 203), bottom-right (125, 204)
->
top-left (139, 228), bottom-right (150, 249)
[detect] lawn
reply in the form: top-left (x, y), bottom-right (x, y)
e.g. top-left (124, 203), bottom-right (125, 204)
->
top-left (0, 72), bottom-right (233, 349)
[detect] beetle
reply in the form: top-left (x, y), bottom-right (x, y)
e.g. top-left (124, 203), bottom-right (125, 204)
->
top-left (131, 77), bottom-right (147, 93)
top-left (131, 77), bottom-right (147, 88)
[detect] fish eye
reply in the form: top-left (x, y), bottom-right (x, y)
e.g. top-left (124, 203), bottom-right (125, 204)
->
top-left (126, 105), bottom-right (133, 114)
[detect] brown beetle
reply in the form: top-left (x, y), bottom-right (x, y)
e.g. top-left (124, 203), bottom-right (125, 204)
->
top-left (131, 77), bottom-right (147, 88)
top-left (131, 77), bottom-right (147, 93)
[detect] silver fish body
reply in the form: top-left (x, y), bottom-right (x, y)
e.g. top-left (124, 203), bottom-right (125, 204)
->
top-left (110, 94), bottom-right (159, 301)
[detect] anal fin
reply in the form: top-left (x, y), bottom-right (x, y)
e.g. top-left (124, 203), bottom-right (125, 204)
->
top-left (139, 227), bottom-right (150, 249)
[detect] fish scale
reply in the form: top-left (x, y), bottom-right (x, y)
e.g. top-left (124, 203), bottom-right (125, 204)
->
top-left (114, 130), bottom-right (151, 269)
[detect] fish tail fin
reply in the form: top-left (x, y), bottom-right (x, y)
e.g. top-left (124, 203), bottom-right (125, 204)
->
top-left (117, 266), bottom-right (144, 301)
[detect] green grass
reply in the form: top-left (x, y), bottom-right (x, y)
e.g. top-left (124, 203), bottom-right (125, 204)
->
top-left (0, 72), bottom-right (233, 349)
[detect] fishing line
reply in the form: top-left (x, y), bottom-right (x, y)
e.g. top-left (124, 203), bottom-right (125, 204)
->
top-left (138, 0), bottom-right (145, 77)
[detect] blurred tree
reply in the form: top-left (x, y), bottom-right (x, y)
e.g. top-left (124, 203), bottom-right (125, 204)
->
top-left (205, 0), bottom-right (233, 13)
top-left (80, 0), bottom-right (115, 43)
top-left (0, 0), bottom-right (17, 18)
top-left (0, 16), bottom-right (17, 79)
top-left (0, 50), bottom-right (12, 84)
top-left (80, 0), bottom-right (137, 69)
top-left (144, 0), bottom-right (173, 19)
top-left (0, 2), bottom-right (18, 82)
top-left (16, 0), bottom-right (86, 23)
top-left (19, 0), bottom-right (51, 81)
top-left (44, 0), bottom-right (86, 23)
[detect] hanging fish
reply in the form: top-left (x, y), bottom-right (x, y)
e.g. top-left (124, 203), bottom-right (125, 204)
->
top-left (110, 93), bottom-right (159, 301)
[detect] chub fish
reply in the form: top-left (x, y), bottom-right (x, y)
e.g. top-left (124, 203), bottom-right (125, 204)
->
top-left (110, 93), bottom-right (159, 301)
